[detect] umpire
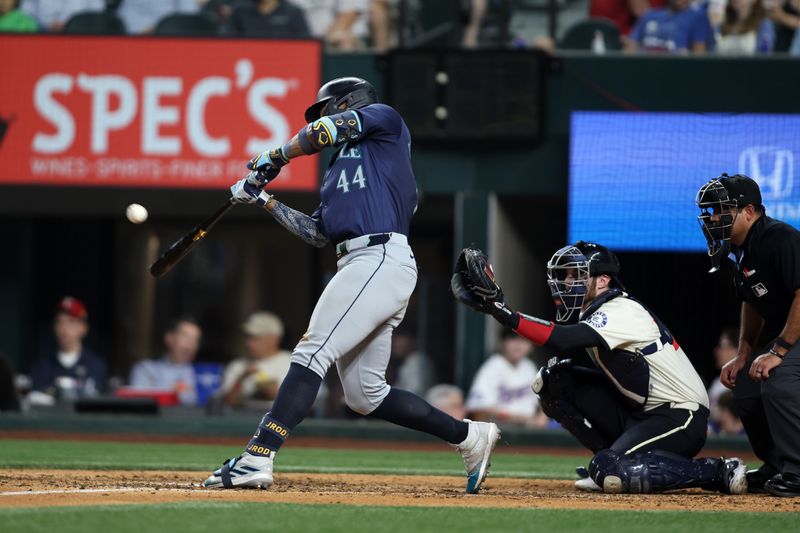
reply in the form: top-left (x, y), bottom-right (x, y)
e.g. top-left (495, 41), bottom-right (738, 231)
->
top-left (697, 173), bottom-right (800, 497)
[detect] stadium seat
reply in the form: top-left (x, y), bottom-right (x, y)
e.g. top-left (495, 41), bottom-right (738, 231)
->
top-left (559, 18), bottom-right (622, 51)
top-left (154, 14), bottom-right (218, 36)
top-left (63, 12), bottom-right (126, 35)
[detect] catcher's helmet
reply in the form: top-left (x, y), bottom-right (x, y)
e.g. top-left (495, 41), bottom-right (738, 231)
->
top-left (696, 173), bottom-right (762, 273)
top-left (546, 241), bottom-right (622, 323)
top-left (304, 77), bottom-right (378, 123)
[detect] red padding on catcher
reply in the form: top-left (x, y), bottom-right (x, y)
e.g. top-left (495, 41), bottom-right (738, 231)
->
top-left (515, 315), bottom-right (555, 345)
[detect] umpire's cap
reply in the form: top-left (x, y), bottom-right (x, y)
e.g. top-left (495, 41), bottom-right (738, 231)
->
top-left (574, 241), bottom-right (624, 288)
top-left (721, 174), bottom-right (762, 209)
top-left (304, 77), bottom-right (377, 123)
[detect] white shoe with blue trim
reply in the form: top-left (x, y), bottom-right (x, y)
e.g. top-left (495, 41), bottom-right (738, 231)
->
top-left (203, 452), bottom-right (274, 489)
top-left (455, 420), bottom-right (501, 494)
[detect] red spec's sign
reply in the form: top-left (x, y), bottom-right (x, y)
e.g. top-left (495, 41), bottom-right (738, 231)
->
top-left (0, 35), bottom-right (321, 190)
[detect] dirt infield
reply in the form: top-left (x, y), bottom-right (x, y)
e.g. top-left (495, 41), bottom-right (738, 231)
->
top-left (2, 469), bottom-right (799, 513)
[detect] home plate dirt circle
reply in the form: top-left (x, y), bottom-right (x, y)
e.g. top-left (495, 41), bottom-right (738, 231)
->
top-left (2, 470), bottom-right (798, 512)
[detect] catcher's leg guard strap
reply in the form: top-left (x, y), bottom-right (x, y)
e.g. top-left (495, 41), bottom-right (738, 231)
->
top-left (589, 449), bottom-right (723, 494)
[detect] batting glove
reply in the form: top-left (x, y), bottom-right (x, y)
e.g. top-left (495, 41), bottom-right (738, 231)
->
top-left (230, 174), bottom-right (272, 206)
top-left (248, 148), bottom-right (288, 171)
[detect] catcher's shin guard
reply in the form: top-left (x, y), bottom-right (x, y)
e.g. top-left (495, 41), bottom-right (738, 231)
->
top-left (588, 449), bottom-right (730, 494)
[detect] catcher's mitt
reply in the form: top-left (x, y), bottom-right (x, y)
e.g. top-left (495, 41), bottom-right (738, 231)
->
top-left (450, 247), bottom-right (504, 312)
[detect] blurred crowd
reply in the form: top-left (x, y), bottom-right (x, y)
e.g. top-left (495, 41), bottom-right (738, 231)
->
top-left (0, 0), bottom-right (796, 54)
top-left (597, 0), bottom-right (800, 54)
top-left (0, 0), bottom-right (493, 52)
top-left (0, 296), bottom-right (550, 429)
top-left (0, 295), bottom-right (746, 439)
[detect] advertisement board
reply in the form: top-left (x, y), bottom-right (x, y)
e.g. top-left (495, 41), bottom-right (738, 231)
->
top-left (0, 35), bottom-right (320, 190)
top-left (569, 112), bottom-right (800, 251)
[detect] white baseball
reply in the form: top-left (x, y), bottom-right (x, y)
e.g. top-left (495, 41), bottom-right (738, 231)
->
top-left (126, 203), bottom-right (148, 224)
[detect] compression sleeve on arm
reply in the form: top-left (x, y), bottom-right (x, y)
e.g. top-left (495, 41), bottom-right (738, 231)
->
top-left (515, 314), bottom-right (604, 351)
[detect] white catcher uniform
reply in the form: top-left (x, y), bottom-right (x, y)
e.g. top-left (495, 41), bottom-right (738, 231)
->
top-left (579, 293), bottom-right (709, 413)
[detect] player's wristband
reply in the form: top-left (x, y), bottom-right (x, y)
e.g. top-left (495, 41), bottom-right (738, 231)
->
top-left (515, 313), bottom-right (555, 346)
top-left (769, 348), bottom-right (786, 359)
top-left (774, 337), bottom-right (793, 351)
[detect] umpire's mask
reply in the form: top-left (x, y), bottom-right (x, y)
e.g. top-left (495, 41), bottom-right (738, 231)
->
top-left (546, 245), bottom-right (590, 323)
top-left (696, 176), bottom-right (739, 274)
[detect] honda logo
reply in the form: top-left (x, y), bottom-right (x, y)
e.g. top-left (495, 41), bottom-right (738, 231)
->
top-left (738, 147), bottom-right (794, 200)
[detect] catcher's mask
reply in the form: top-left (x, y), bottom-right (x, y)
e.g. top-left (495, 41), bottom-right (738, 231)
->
top-left (546, 241), bottom-right (622, 323)
top-left (546, 245), bottom-right (589, 323)
top-left (696, 175), bottom-right (740, 274)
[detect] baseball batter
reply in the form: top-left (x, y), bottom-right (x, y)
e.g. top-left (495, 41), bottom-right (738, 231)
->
top-left (203, 77), bottom-right (500, 493)
top-left (452, 242), bottom-right (748, 494)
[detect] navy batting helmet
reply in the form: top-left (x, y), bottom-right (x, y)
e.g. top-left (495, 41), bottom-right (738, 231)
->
top-left (304, 77), bottom-right (378, 123)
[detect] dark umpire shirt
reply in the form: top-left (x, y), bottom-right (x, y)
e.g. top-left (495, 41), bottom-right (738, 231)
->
top-left (733, 215), bottom-right (800, 343)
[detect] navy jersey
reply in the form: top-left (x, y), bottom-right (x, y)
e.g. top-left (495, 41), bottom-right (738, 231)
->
top-left (312, 104), bottom-right (418, 244)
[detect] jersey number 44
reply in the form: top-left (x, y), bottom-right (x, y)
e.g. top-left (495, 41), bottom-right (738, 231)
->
top-left (336, 165), bottom-right (366, 194)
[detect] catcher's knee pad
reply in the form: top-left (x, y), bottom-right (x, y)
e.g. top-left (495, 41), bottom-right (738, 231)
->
top-left (590, 449), bottom-right (714, 494)
top-left (536, 366), bottom-right (607, 453)
top-left (589, 449), bottom-right (652, 494)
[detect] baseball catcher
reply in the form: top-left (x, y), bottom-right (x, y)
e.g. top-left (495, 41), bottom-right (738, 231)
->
top-left (452, 242), bottom-right (748, 494)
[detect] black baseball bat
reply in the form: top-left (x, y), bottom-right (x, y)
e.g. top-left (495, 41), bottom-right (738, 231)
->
top-left (149, 198), bottom-right (236, 278)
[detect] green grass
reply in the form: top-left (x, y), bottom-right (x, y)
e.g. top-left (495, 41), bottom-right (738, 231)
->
top-left (0, 439), bottom-right (584, 479)
top-left (1, 502), bottom-right (797, 533)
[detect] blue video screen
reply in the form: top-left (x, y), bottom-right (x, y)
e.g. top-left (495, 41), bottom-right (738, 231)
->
top-left (568, 112), bottom-right (800, 251)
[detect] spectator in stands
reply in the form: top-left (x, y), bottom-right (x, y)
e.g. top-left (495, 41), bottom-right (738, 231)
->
top-left (129, 316), bottom-right (201, 406)
top-left (388, 331), bottom-right (436, 397)
top-left (425, 384), bottom-right (466, 420)
top-left (627, 0), bottom-right (713, 52)
top-left (222, 0), bottom-right (308, 37)
top-left (708, 327), bottom-right (738, 420)
top-left (29, 297), bottom-right (107, 402)
top-left (465, 330), bottom-right (546, 427)
top-left (369, 0), bottom-right (392, 51)
top-left (764, 0), bottom-right (800, 52)
top-left (0, 353), bottom-right (21, 411)
top-left (715, 0), bottom-right (774, 53)
top-left (20, 0), bottom-right (103, 31)
top-left (713, 391), bottom-right (745, 435)
top-left (293, 0), bottom-right (368, 50)
top-left (0, 0), bottom-right (37, 31)
top-left (591, 0), bottom-right (657, 36)
top-left (117, 0), bottom-right (200, 34)
top-left (220, 311), bottom-right (291, 408)
top-left (461, 0), bottom-right (488, 47)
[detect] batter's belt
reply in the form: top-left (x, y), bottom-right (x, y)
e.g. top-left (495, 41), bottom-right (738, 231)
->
top-left (335, 233), bottom-right (398, 258)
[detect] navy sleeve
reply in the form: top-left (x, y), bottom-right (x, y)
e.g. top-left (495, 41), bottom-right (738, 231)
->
top-left (355, 103), bottom-right (403, 139)
top-left (547, 323), bottom-right (607, 352)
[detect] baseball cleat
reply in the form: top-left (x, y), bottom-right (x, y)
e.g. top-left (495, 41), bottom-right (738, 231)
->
top-left (203, 452), bottom-right (274, 489)
top-left (574, 466), bottom-right (602, 492)
top-left (455, 419), bottom-right (501, 494)
top-left (720, 457), bottom-right (748, 495)
top-left (575, 477), bottom-right (603, 492)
